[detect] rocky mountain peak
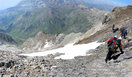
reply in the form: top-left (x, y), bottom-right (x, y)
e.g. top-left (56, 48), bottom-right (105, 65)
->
top-left (35, 31), bottom-right (46, 37)
top-left (103, 5), bottom-right (132, 25)
top-left (21, 31), bottom-right (55, 50)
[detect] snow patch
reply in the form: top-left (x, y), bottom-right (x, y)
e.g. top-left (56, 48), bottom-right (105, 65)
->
top-left (20, 41), bottom-right (103, 59)
top-left (51, 66), bottom-right (57, 69)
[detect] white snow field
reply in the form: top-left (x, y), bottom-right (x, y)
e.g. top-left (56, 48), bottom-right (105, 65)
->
top-left (20, 41), bottom-right (103, 59)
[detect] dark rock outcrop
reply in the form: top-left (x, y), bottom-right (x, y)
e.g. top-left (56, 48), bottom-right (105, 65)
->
top-left (0, 33), bottom-right (17, 45)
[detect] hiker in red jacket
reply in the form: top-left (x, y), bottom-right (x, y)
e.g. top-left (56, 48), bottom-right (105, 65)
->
top-left (105, 36), bottom-right (124, 63)
top-left (57, 28), bottom-right (59, 36)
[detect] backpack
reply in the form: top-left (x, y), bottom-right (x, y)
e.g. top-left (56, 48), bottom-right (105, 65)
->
top-left (120, 27), bottom-right (127, 33)
top-left (123, 29), bottom-right (127, 34)
top-left (108, 38), bottom-right (118, 50)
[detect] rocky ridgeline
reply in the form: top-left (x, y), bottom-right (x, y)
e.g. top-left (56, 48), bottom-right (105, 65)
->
top-left (21, 32), bottom-right (82, 51)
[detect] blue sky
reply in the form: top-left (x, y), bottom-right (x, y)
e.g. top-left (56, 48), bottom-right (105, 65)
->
top-left (84, 0), bottom-right (132, 6)
top-left (107, 0), bottom-right (132, 6)
top-left (109, 0), bottom-right (132, 6)
top-left (0, 0), bottom-right (22, 10)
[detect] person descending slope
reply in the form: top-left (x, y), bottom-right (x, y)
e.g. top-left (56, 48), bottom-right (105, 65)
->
top-left (120, 27), bottom-right (127, 39)
top-left (112, 24), bottom-right (119, 33)
top-left (105, 36), bottom-right (124, 63)
top-left (57, 28), bottom-right (59, 36)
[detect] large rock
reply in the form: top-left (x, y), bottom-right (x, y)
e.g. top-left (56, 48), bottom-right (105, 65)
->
top-left (21, 31), bottom-right (55, 51)
top-left (103, 5), bottom-right (132, 25)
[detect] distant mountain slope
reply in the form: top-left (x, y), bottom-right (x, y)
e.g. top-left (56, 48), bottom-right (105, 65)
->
top-left (84, 3), bottom-right (115, 11)
top-left (10, 4), bottom-right (106, 39)
top-left (0, 0), bottom-right (108, 44)
top-left (0, 0), bottom-right (33, 31)
top-left (83, 0), bottom-right (122, 11)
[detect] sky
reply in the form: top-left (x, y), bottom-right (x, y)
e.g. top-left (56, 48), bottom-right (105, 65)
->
top-left (84, 0), bottom-right (132, 6)
top-left (107, 0), bottom-right (132, 6)
top-left (106, 0), bottom-right (131, 6)
top-left (0, 0), bottom-right (22, 10)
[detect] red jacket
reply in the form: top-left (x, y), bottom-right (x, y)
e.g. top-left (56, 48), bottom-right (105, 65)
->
top-left (57, 28), bottom-right (59, 35)
top-left (107, 38), bottom-right (123, 49)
